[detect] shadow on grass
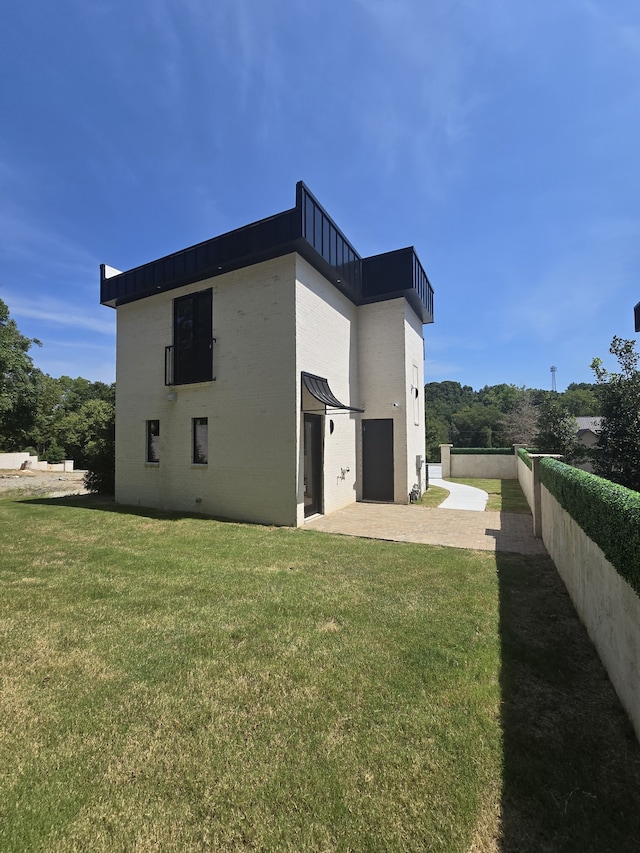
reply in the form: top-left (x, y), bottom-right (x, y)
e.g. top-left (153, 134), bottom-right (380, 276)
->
top-left (497, 549), bottom-right (640, 852)
top-left (499, 478), bottom-right (531, 515)
top-left (17, 493), bottom-right (232, 524)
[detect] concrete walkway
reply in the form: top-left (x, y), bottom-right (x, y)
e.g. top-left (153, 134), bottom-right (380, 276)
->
top-left (427, 463), bottom-right (489, 512)
top-left (305, 502), bottom-right (547, 555)
top-left (431, 477), bottom-right (488, 511)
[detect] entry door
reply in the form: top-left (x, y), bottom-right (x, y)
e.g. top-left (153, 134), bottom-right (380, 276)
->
top-left (362, 419), bottom-right (394, 502)
top-left (304, 414), bottom-right (323, 517)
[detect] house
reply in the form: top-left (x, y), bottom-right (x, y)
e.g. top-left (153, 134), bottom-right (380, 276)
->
top-left (100, 182), bottom-right (434, 526)
top-left (576, 416), bottom-right (602, 451)
top-left (575, 416), bottom-right (602, 472)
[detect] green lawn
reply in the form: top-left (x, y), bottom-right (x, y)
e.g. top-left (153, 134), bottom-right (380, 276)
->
top-left (418, 479), bottom-right (529, 512)
top-left (447, 478), bottom-right (531, 513)
top-left (1, 494), bottom-right (639, 852)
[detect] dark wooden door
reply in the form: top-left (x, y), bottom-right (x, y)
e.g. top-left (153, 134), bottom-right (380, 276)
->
top-left (362, 418), bottom-right (394, 502)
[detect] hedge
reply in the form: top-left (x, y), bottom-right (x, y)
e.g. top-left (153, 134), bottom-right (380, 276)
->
top-left (518, 448), bottom-right (533, 469)
top-left (540, 457), bottom-right (640, 596)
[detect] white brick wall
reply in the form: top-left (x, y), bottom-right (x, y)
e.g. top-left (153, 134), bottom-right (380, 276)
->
top-left (115, 252), bottom-right (426, 525)
top-left (115, 254), bottom-right (298, 525)
top-left (403, 302), bottom-right (427, 497)
top-left (357, 298), bottom-right (425, 503)
top-left (294, 257), bottom-right (360, 525)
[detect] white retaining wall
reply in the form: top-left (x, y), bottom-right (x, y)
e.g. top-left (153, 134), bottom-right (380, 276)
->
top-left (0, 453), bottom-right (74, 472)
top-left (517, 454), bottom-right (534, 508)
top-left (541, 486), bottom-right (640, 743)
top-left (440, 445), bottom-right (517, 479)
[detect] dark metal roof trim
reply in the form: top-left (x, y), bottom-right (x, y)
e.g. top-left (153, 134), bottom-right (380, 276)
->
top-left (302, 372), bottom-right (364, 413)
top-left (100, 182), bottom-right (434, 324)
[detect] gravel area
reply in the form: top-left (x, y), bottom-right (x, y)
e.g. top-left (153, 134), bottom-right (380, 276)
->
top-left (0, 470), bottom-right (90, 497)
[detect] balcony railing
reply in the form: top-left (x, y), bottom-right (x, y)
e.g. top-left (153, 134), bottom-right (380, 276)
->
top-left (165, 339), bottom-right (216, 386)
top-left (299, 184), bottom-right (362, 297)
top-left (102, 182), bottom-right (434, 324)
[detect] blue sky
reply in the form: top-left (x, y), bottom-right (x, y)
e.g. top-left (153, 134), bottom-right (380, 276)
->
top-left (1, 0), bottom-right (639, 391)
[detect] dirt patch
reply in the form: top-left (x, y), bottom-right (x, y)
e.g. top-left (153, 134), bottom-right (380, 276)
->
top-left (0, 470), bottom-right (90, 497)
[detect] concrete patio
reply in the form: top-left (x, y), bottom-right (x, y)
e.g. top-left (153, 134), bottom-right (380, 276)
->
top-left (304, 502), bottom-right (547, 555)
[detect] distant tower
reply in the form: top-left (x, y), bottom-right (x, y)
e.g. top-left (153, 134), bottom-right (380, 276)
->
top-left (550, 365), bottom-right (557, 392)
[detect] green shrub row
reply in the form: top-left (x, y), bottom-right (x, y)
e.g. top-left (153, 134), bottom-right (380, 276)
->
top-left (450, 447), bottom-right (514, 455)
top-left (518, 448), bottom-right (532, 470)
top-left (540, 457), bottom-right (640, 596)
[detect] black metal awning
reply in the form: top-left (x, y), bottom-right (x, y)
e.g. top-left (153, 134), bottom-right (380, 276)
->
top-left (302, 372), bottom-right (364, 413)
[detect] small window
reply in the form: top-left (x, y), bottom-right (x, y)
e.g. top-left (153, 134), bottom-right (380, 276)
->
top-left (147, 420), bottom-right (160, 463)
top-left (412, 365), bottom-right (420, 426)
top-left (193, 417), bottom-right (208, 465)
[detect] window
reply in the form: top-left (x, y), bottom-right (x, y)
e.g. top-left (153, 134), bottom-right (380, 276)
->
top-left (412, 364), bottom-right (420, 426)
top-left (146, 420), bottom-right (160, 463)
top-left (172, 288), bottom-right (213, 385)
top-left (193, 417), bottom-right (208, 465)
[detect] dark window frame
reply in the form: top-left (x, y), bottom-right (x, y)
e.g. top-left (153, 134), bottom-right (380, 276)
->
top-left (146, 419), bottom-right (160, 463)
top-left (192, 417), bottom-right (208, 465)
top-left (171, 288), bottom-right (214, 386)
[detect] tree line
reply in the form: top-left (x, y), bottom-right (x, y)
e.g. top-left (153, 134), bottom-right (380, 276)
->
top-left (0, 298), bottom-right (114, 490)
top-left (426, 337), bottom-right (640, 492)
top-left (425, 380), bottom-right (601, 460)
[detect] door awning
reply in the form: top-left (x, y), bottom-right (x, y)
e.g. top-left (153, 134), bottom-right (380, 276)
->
top-left (302, 372), bottom-right (364, 413)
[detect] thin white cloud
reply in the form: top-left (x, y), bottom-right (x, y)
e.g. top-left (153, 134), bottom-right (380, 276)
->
top-left (577, 0), bottom-right (640, 56)
top-left (1, 292), bottom-right (114, 336)
top-left (500, 216), bottom-right (640, 344)
top-left (424, 359), bottom-right (464, 381)
top-left (347, 0), bottom-right (509, 196)
top-left (0, 164), bottom-right (97, 283)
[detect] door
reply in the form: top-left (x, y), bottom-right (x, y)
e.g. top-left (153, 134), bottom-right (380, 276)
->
top-left (304, 414), bottom-right (323, 517)
top-left (362, 418), bottom-right (394, 502)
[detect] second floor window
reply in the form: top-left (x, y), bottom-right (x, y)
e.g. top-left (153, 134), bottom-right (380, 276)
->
top-left (172, 288), bottom-right (213, 385)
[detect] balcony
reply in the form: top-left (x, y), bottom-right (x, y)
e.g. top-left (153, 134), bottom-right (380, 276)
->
top-left (165, 339), bottom-right (215, 386)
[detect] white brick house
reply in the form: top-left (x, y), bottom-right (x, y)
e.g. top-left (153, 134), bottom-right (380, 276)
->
top-left (101, 183), bottom-right (434, 526)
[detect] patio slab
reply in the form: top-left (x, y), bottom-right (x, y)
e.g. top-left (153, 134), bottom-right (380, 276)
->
top-left (304, 502), bottom-right (547, 555)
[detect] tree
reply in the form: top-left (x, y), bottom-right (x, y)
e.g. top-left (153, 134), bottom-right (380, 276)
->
top-left (536, 394), bottom-right (580, 461)
top-left (477, 383), bottom-right (522, 413)
top-left (425, 413), bottom-right (450, 461)
top-left (49, 397), bottom-right (115, 468)
top-left (83, 417), bottom-right (115, 493)
top-left (498, 389), bottom-right (539, 446)
top-left (562, 386), bottom-right (601, 416)
top-left (451, 403), bottom-right (504, 447)
top-left (0, 298), bottom-right (41, 450)
top-left (591, 336), bottom-right (640, 491)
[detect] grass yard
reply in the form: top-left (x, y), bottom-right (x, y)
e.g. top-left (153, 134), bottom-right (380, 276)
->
top-left (415, 484), bottom-right (450, 507)
top-left (447, 479), bottom-right (531, 514)
top-left (1, 494), bottom-right (640, 851)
